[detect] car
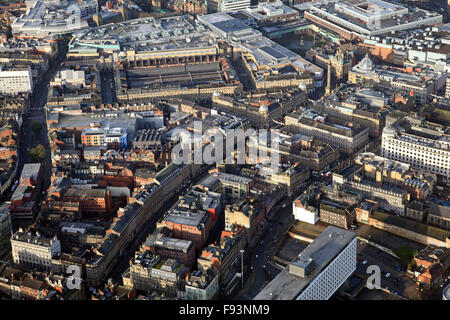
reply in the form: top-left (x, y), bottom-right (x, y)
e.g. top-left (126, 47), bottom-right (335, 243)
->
top-left (255, 255), bottom-right (259, 259)
top-left (282, 203), bottom-right (287, 208)
top-left (260, 240), bottom-right (264, 245)
top-left (385, 272), bottom-right (390, 278)
top-left (362, 260), bottom-right (368, 265)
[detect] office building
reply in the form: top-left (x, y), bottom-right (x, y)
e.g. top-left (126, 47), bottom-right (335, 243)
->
top-left (207, 0), bottom-right (250, 13)
top-left (304, 0), bottom-right (442, 40)
top-left (0, 66), bottom-right (33, 95)
top-left (255, 226), bottom-right (356, 300)
top-left (381, 117), bottom-right (450, 181)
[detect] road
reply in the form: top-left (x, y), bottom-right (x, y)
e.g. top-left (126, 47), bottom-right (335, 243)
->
top-left (12, 40), bottom-right (67, 229)
top-left (236, 199), bottom-right (295, 300)
top-left (100, 70), bottom-right (117, 105)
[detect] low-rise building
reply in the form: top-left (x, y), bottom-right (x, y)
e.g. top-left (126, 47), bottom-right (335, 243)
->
top-left (293, 193), bottom-right (319, 225)
top-left (11, 230), bottom-right (61, 271)
top-left (319, 200), bottom-right (355, 230)
top-left (122, 251), bottom-right (187, 297)
top-left (184, 267), bottom-right (219, 300)
top-left (141, 233), bottom-right (196, 268)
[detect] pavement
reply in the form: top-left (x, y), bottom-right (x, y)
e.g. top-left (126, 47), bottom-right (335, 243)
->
top-left (234, 199), bottom-right (294, 300)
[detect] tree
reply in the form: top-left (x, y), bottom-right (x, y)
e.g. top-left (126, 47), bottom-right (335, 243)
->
top-left (29, 144), bottom-right (46, 161)
top-left (395, 246), bottom-right (418, 268)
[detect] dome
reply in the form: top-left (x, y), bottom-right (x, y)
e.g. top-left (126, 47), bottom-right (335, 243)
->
top-left (358, 53), bottom-right (374, 72)
top-left (259, 103), bottom-right (269, 113)
top-left (298, 83), bottom-right (307, 91)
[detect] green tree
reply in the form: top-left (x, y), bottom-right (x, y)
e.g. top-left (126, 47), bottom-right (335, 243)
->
top-left (395, 246), bottom-right (418, 268)
top-left (29, 144), bottom-right (46, 161)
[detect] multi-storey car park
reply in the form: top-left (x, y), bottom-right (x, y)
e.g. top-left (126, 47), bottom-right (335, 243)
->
top-left (303, 0), bottom-right (442, 40)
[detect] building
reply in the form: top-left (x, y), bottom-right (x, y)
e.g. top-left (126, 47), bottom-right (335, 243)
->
top-left (198, 234), bottom-right (241, 286)
top-left (0, 66), bottom-right (33, 95)
top-left (406, 201), bottom-right (427, 222)
top-left (444, 283), bottom-right (450, 300)
top-left (122, 251), bottom-right (187, 297)
top-left (354, 152), bottom-right (436, 201)
top-left (105, 128), bottom-right (128, 150)
top-left (267, 163), bottom-right (310, 197)
top-left (11, 230), bottom-right (61, 271)
top-left (81, 128), bottom-right (106, 147)
top-left (50, 69), bottom-right (86, 88)
top-left (381, 117), bottom-right (450, 181)
top-left (11, 0), bottom-right (90, 38)
top-left (207, 0), bottom-right (250, 13)
top-left (199, 172), bottom-right (252, 201)
top-left (446, 77), bottom-right (450, 99)
top-left (293, 193), bottom-right (319, 225)
top-left (286, 109), bottom-right (369, 154)
top-left (19, 163), bottom-right (42, 187)
top-left (349, 54), bottom-right (447, 104)
top-left (224, 201), bottom-right (265, 240)
top-left (304, 0), bottom-right (442, 40)
top-left (61, 188), bottom-right (112, 218)
top-left (184, 267), bottom-right (219, 300)
top-left (0, 202), bottom-right (11, 255)
top-left (314, 85), bottom-right (390, 138)
top-left (157, 188), bottom-right (221, 250)
top-left (132, 129), bottom-right (163, 151)
top-left (427, 200), bottom-right (450, 231)
top-left (414, 246), bottom-right (449, 289)
top-left (142, 233), bottom-right (196, 268)
top-left (319, 201), bottom-right (355, 230)
top-left (255, 226), bottom-right (356, 300)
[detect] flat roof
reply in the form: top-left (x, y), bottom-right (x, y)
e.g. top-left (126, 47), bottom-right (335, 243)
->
top-left (254, 226), bottom-right (355, 300)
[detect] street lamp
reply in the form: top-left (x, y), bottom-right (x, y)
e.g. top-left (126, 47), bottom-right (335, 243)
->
top-left (240, 249), bottom-right (245, 288)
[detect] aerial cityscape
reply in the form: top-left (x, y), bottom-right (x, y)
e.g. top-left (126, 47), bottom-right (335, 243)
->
top-left (0, 0), bottom-right (449, 303)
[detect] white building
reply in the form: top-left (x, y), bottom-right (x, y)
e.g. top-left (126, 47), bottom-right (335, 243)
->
top-left (381, 120), bottom-right (450, 181)
top-left (50, 69), bottom-right (86, 88)
top-left (446, 77), bottom-right (450, 99)
top-left (207, 0), bottom-right (250, 13)
top-left (0, 66), bottom-right (33, 95)
top-left (293, 194), bottom-right (319, 224)
top-left (304, 0), bottom-right (442, 39)
top-left (184, 269), bottom-right (219, 300)
top-left (11, 230), bottom-right (61, 271)
top-left (254, 226), bottom-right (356, 300)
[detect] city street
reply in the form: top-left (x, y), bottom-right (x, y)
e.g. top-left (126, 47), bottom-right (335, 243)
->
top-left (235, 199), bottom-right (295, 300)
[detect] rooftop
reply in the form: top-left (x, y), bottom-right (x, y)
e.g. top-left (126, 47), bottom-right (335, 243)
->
top-left (254, 226), bottom-right (355, 300)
